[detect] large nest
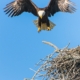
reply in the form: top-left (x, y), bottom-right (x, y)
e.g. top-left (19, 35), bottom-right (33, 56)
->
top-left (25, 41), bottom-right (80, 80)
top-left (48, 46), bottom-right (80, 80)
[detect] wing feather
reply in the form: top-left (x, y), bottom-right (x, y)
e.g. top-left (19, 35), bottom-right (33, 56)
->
top-left (4, 0), bottom-right (38, 17)
top-left (45, 0), bottom-right (76, 17)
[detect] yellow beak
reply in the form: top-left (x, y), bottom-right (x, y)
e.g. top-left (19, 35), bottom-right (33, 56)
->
top-left (40, 15), bottom-right (42, 19)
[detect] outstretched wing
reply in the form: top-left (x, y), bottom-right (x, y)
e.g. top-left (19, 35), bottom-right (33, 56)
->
top-left (45, 0), bottom-right (76, 17)
top-left (4, 0), bottom-right (38, 17)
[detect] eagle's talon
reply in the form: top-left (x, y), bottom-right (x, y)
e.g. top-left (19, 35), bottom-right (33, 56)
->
top-left (47, 27), bottom-right (51, 31)
top-left (38, 27), bottom-right (41, 32)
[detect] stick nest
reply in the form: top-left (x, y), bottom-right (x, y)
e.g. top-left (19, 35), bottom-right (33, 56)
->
top-left (49, 46), bottom-right (80, 80)
top-left (26, 41), bottom-right (80, 80)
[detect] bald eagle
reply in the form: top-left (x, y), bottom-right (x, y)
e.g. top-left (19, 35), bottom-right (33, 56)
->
top-left (4, 0), bottom-right (75, 32)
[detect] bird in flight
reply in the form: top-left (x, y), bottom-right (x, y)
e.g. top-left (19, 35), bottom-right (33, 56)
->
top-left (4, 0), bottom-right (75, 32)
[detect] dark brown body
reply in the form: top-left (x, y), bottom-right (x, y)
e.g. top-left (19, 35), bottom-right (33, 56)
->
top-left (38, 14), bottom-right (50, 28)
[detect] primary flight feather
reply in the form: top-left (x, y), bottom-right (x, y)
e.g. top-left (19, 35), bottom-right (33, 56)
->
top-left (4, 0), bottom-right (75, 32)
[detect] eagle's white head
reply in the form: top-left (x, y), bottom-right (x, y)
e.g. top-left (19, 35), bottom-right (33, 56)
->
top-left (38, 10), bottom-right (45, 19)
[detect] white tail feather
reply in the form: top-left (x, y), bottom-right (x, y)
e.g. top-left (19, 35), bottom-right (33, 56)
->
top-left (33, 19), bottom-right (55, 31)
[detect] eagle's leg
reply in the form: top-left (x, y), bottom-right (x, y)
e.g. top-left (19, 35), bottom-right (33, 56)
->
top-left (38, 26), bottom-right (41, 32)
top-left (47, 19), bottom-right (51, 31)
top-left (47, 27), bottom-right (51, 30)
top-left (38, 18), bottom-right (41, 32)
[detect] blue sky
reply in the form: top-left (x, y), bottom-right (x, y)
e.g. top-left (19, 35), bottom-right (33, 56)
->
top-left (0, 0), bottom-right (80, 80)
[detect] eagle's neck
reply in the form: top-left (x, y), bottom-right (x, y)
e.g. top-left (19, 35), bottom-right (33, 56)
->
top-left (38, 10), bottom-right (45, 19)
